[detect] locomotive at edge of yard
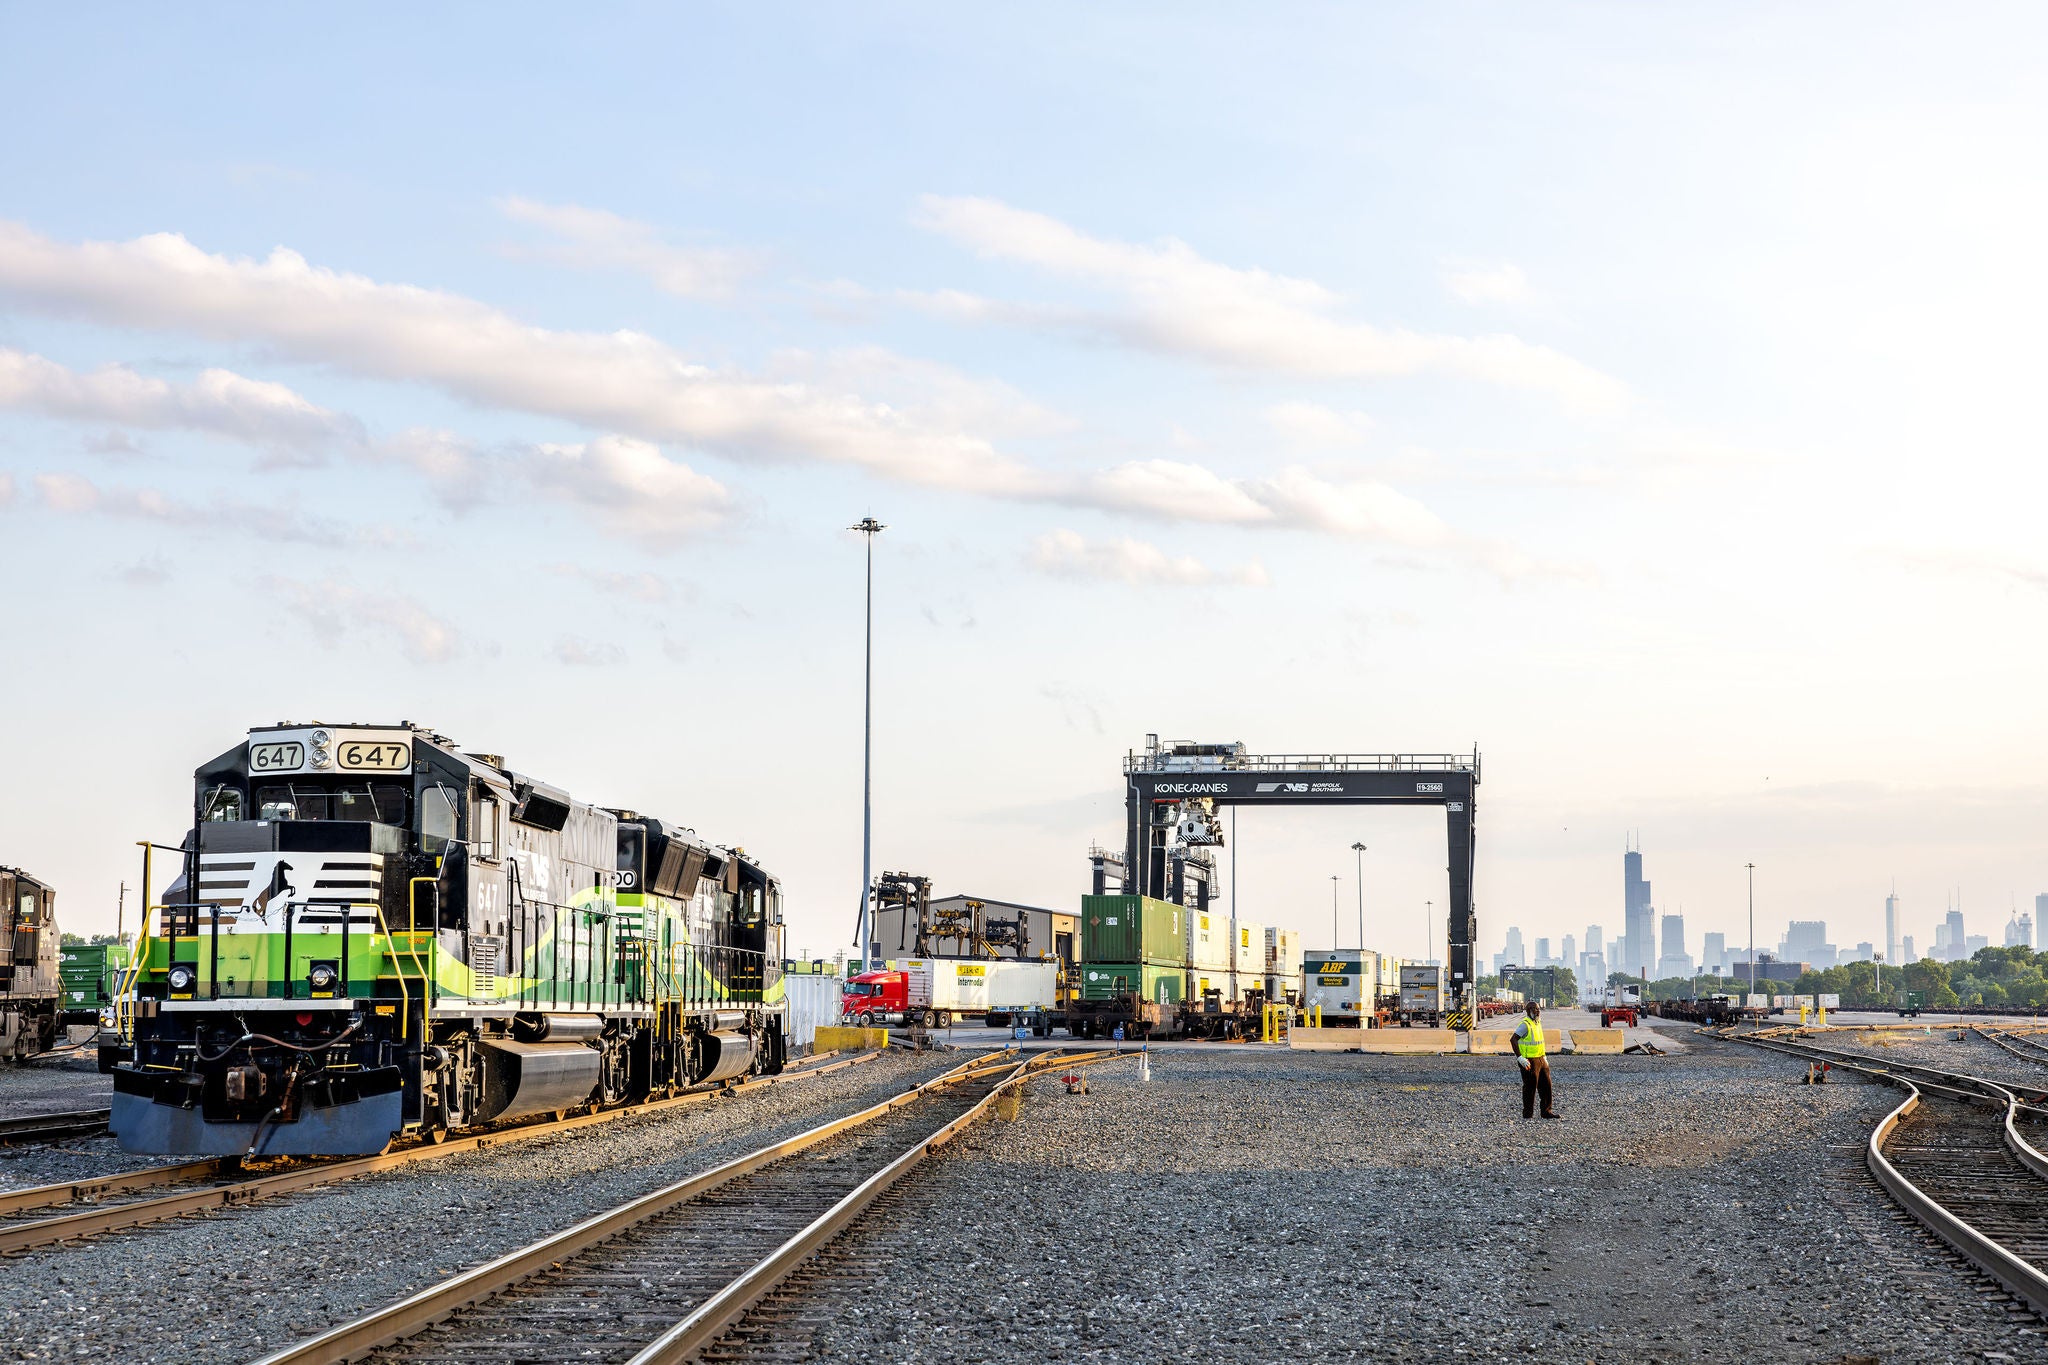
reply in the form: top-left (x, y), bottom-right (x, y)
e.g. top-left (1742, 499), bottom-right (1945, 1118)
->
top-left (112, 721), bottom-right (787, 1157)
top-left (0, 866), bottom-right (60, 1062)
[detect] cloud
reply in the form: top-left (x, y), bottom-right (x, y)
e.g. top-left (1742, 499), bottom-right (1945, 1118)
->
top-left (118, 555), bottom-right (172, 587)
top-left (1027, 529), bottom-right (1270, 588)
top-left (1069, 460), bottom-right (1447, 544)
top-left (1442, 260), bottom-right (1531, 307)
top-left (0, 219), bottom-right (1033, 494)
top-left (498, 196), bottom-right (762, 299)
top-left (0, 472), bottom-right (12, 505)
top-left (1265, 402), bottom-right (1375, 449)
top-left (913, 197), bottom-right (1623, 413)
top-left (268, 577), bottom-right (469, 664)
top-left (35, 472), bottom-right (400, 547)
top-left (525, 435), bottom-right (733, 546)
top-left (552, 637), bottom-right (626, 667)
top-left (547, 562), bottom-right (687, 604)
top-left (1882, 547), bottom-right (2048, 592)
top-left (0, 347), bottom-right (359, 459)
top-left (0, 220), bottom-right (1539, 571)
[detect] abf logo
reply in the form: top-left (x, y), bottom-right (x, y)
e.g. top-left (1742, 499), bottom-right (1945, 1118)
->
top-left (1317, 960), bottom-right (1348, 973)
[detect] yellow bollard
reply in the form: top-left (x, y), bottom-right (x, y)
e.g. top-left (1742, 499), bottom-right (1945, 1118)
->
top-left (1313, 1004), bottom-right (1323, 1028)
top-left (1817, 1005), bottom-right (1828, 1027)
top-left (1799, 1003), bottom-right (1810, 1026)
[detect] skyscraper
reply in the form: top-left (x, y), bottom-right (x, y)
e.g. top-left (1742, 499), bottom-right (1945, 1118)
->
top-left (2007, 914), bottom-right (2030, 949)
top-left (1703, 931), bottom-right (1726, 974)
top-left (1656, 913), bottom-right (1692, 979)
top-left (1624, 842), bottom-right (1655, 979)
top-left (1903, 933), bottom-right (1916, 962)
top-left (1534, 937), bottom-right (1552, 966)
top-left (1502, 925), bottom-right (1526, 969)
top-left (1885, 890), bottom-right (1901, 967)
top-left (1584, 924), bottom-right (1603, 955)
top-left (1945, 908), bottom-right (1966, 962)
top-left (1561, 933), bottom-right (1576, 971)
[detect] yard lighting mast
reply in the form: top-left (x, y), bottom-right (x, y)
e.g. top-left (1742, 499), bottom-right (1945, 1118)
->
top-left (1746, 862), bottom-right (1757, 1001)
top-left (853, 516), bottom-right (886, 972)
top-left (1350, 842), bottom-right (1366, 952)
top-left (1331, 875), bottom-right (1339, 952)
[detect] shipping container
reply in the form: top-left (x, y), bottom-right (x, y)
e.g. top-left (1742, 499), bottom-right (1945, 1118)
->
top-left (1231, 921), bottom-right (1264, 977)
top-left (1398, 964), bottom-right (1439, 990)
top-left (1077, 962), bottom-right (1185, 1006)
top-left (1190, 969), bottom-right (1239, 1007)
top-left (1264, 927), bottom-right (1301, 979)
top-left (58, 943), bottom-right (128, 1019)
top-left (1300, 953), bottom-right (1370, 1022)
top-left (1081, 895), bottom-right (1187, 966)
top-left (1185, 910), bottom-right (1230, 971)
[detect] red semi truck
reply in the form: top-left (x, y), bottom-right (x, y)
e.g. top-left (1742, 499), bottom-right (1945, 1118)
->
top-left (841, 958), bottom-right (1058, 1028)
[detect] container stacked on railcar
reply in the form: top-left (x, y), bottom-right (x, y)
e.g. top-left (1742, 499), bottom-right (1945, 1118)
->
top-left (0, 867), bottom-right (60, 1061)
top-left (111, 722), bottom-right (786, 1156)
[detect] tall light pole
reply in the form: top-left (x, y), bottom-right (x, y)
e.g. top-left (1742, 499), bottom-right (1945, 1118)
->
top-left (1746, 862), bottom-right (1757, 1002)
top-left (1350, 842), bottom-right (1366, 952)
top-left (852, 516), bottom-right (885, 972)
top-left (1425, 899), bottom-right (1433, 968)
top-left (1330, 875), bottom-right (1339, 952)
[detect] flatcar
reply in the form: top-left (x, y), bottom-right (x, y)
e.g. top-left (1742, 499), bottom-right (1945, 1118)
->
top-left (112, 722), bottom-right (786, 1156)
top-left (0, 867), bottom-right (60, 1061)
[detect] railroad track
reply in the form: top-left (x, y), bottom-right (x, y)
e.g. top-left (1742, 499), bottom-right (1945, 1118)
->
top-left (0, 1106), bottom-right (111, 1146)
top-left (250, 1046), bottom-right (1120, 1365)
top-left (0, 1049), bottom-right (878, 1256)
top-left (1975, 1026), bottom-right (2048, 1068)
top-left (1724, 1027), bottom-right (2048, 1315)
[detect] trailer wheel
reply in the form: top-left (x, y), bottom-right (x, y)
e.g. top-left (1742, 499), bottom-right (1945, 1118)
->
top-left (935, 1011), bottom-right (951, 1027)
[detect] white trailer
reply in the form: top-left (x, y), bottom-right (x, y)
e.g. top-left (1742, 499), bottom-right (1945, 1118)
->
top-left (903, 958), bottom-right (1057, 1026)
top-left (1186, 911), bottom-right (1230, 971)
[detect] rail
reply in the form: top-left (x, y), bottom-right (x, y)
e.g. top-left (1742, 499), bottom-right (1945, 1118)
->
top-left (1721, 1026), bottom-right (2048, 1314)
top-left (0, 1047), bottom-right (880, 1256)
top-left (1125, 749), bottom-right (1478, 775)
top-left (248, 1046), bottom-right (1123, 1365)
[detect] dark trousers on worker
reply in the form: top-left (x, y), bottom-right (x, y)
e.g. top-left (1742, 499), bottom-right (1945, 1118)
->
top-left (1520, 1057), bottom-right (1554, 1118)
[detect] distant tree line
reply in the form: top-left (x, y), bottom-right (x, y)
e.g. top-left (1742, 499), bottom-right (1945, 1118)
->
top-left (1603, 947), bottom-right (2048, 1009)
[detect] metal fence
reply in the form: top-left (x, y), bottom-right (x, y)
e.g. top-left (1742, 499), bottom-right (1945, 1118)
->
top-left (782, 973), bottom-right (841, 1054)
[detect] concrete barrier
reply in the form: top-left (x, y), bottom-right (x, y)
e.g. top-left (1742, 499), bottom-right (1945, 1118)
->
top-left (1355, 1028), bottom-right (1459, 1054)
top-left (1287, 1026), bottom-right (1364, 1051)
top-left (1467, 1027), bottom-right (1561, 1055)
top-left (812, 1025), bottom-right (888, 1052)
top-left (1567, 1029), bottom-right (1626, 1053)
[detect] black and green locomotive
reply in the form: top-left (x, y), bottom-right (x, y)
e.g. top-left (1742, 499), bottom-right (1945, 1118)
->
top-left (112, 722), bottom-right (787, 1156)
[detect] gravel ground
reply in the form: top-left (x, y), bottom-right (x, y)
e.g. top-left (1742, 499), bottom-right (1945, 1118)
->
top-left (0, 1055), bottom-right (110, 1122)
top-left (784, 1038), bottom-right (2046, 1364)
top-left (1822, 1024), bottom-right (2048, 1092)
top-left (0, 1050), bottom-right (962, 1363)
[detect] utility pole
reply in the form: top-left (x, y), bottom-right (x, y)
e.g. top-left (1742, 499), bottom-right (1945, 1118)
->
top-left (1350, 842), bottom-right (1366, 952)
top-left (116, 881), bottom-right (127, 945)
top-left (1746, 862), bottom-right (1757, 1002)
top-left (1330, 875), bottom-right (1339, 952)
top-left (852, 516), bottom-right (885, 972)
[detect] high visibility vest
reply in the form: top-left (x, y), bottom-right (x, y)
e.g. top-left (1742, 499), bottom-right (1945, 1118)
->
top-left (1516, 1018), bottom-right (1546, 1059)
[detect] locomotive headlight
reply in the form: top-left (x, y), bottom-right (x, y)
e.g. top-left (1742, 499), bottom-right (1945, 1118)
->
top-left (167, 964), bottom-right (197, 996)
top-left (308, 961), bottom-right (340, 996)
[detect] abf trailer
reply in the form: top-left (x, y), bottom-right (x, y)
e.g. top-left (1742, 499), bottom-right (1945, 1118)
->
top-left (842, 959), bottom-right (1058, 1028)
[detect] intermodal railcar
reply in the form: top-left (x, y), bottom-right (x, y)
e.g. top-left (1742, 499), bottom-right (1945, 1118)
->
top-left (0, 867), bottom-right (60, 1061)
top-left (111, 722), bottom-right (786, 1156)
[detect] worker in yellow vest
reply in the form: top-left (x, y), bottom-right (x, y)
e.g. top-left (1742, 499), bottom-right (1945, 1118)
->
top-left (1513, 1000), bottom-right (1559, 1120)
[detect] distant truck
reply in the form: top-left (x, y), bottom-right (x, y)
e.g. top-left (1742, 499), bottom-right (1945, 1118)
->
top-left (1395, 964), bottom-right (1443, 1027)
top-left (842, 958), bottom-right (1058, 1028)
top-left (1600, 983), bottom-right (1641, 1028)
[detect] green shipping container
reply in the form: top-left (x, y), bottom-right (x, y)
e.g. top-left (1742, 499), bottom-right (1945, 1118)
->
top-left (1081, 894), bottom-right (1188, 967)
top-left (1077, 962), bottom-right (1186, 1006)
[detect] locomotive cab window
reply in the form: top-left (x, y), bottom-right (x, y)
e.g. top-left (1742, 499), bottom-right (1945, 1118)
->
top-left (254, 782), bottom-right (409, 823)
top-left (471, 795), bottom-right (500, 860)
top-left (421, 786), bottom-right (459, 856)
top-left (201, 785), bottom-right (242, 822)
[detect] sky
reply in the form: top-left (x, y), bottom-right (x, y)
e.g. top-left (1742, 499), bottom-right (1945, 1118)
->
top-left (2, 4), bottom-right (2045, 965)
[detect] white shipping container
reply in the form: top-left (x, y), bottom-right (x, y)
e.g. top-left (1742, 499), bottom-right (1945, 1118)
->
top-left (1264, 927), bottom-right (1302, 979)
top-left (1817, 993), bottom-right (1841, 1009)
top-left (1232, 921), bottom-right (1265, 976)
top-left (1186, 911), bottom-right (1231, 970)
top-left (1190, 969), bottom-right (1240, 1006)
top-left (1745, 993), bottom-right (1770, 1008)
top-left (902, 959), bottom-right (1058, 1014)
top-left (1301, 956), bottom-right (1370, 1021)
